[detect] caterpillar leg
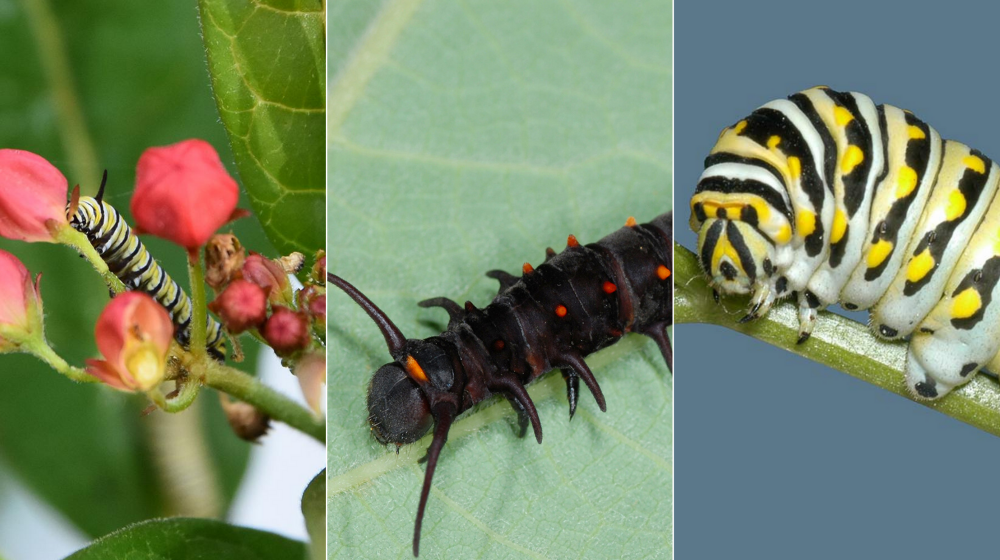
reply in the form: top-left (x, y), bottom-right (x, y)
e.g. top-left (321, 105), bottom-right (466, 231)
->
top-left (739, 280), bottom-right (776, 323)
top-left (795, 290), bottom-right (822, 344)
top-left (904, 347), bottom-right (978, 400)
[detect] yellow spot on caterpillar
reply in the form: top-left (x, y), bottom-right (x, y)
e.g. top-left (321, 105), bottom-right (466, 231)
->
top-left (867, 239), bottom-right (894, 269)
top-left (952, 287), bottom-right (982, 319)
top-left (405, 356), bottom-right (428, 384)
top-left (841, 145), bottom-right (864, 175)
top-left (830, 209), bottom-right (848, 244)
top-left (767, 136), bottom-right (781, 149)
top-left (946, 190), bottom-right (967, 221)
top-left (964, 155), bottom-right (986, 174)
top-left (787, 156), bottom-right (801, 179)
top-left (734, 120), bottom-right (747, 134)
top-left (896, 166), bottom-right (918, 199)
top-left (906, 249), bottom-right (935, 283)
top-left (711, 236), bottom-right (743, 276)
top-left (834, 106), bottom-right (854, 126)
top-left (907, 125), bottom-right (926, 140)
top-left (796, 210), bottom-right (816, 237)
top-left (776, 224), bottom-right (792, 244)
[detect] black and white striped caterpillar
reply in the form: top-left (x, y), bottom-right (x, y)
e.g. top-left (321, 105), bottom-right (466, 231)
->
top-left (329, 211), bottom-right (673, 556)
top-left (691, 86), bottom-right (1000, 401)
top-left (67, 172), bottom-right (226, 360)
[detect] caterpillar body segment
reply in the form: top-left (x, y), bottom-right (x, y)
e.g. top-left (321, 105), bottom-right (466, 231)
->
top-left (68, 194), bottom-right (226, 360)
top-left (691, 86), bottom-right (1000, 400)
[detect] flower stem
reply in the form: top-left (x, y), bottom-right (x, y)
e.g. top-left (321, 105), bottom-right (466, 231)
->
top-left (54, 226), bottom-right (125, 294)
top-left (673, 242), bottom-right (1000, 438)
top-left (20, 337), bottom-right (94, 384)
top-left (149, 376), bottom-right (202, 413)
top-left (187, 250), bottom-right (208, 358)
top-left (202, 360), bottom-right (324, 442)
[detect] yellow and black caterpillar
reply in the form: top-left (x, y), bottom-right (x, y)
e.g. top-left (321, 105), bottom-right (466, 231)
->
top-left (691, 86), bottom-right (1000, 401)
top-left (68, 173), bottom-right (226, 360)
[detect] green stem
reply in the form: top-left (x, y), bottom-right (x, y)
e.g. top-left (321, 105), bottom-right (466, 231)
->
top-left (54, 227), bottom-right (126, 294)
top-left (149, 376), bottom-right (202, 413)
top-left (673, 242), bottom-right (1000, 438)
top-left (187, 250), bottom-right (208, 358)
top-left (20, 337), bottom-right (94, 384)
top-left (202, 361), bottom-right (324, 442)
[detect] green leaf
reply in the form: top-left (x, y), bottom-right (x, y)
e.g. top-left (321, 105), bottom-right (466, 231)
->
top-left (673, 242), bottom-right (1000, 437)
top-left (301, 470), bottom-right (325, 560)
top-left (0, 0), bottom-right (271, 536)
top-left (327, 0), bottom-right (672, 556)
top-left (199, 0), bottom-right (326, 256)
top-left (65, 518), bottom-right (305, 560)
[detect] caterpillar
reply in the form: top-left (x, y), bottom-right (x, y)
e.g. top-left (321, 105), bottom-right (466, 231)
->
top-left (67, 172), bottom-right (226, 360)
top-left (690, 85), bottom-right (1000, 401)
top-left (329, 211), bottom-right (673, 556)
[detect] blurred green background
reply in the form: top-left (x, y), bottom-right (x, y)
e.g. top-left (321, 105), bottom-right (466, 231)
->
top-left (0, 0), bottom-right (275, 547)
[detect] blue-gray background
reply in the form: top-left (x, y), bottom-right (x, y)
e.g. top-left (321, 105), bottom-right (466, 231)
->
top-left (676, 0), bottom-right (1000, 557)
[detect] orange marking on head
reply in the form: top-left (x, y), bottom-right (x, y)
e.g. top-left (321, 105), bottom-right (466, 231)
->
top-left (555, 304), bottom-right (567, 317)
top-left (405, 355), bottom-right (428, 384)
top-left (657, 265), bottom-right (671, 280)
top-left (567, 234), bottom-right (579, 247)
top-left (522, 262), bottom-right (534, 274)
top-left (493, 339), bottom-right (505, 351)
top-left (602, 281), bottom-right (617, 294)
top-left (625, 216), bottom-right (637, 227)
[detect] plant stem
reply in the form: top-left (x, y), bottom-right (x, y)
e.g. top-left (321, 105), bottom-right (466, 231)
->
top-left (21, 337), bottom-right (94, 384)
top-left (187, 250), bottom-right (208, 358)
top-left (673, 242), bottom-right (1000, 438)
top-left (202, 360), bottom-right (324, 442)
top-left (54, 227), bottom-right (125, 294)
top-left (149, 376), bottom-right (202, 413)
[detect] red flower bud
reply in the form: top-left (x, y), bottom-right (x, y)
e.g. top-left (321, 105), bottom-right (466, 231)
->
top-left (131, 139), bottom-right (239, 250)
top-left (86, 292), bottom-right (173, 392)
top-left (261, 307), bottom-right (310, 356)
top-left (0, 250), bottom-right (44, 350)
top-left (0, 149), bottom-right (69, 242)
top-left (242, 253), bottom-right (291, 305)
top-left (296, 285), bottom-right (326, 334)
top-left (208, 279), bottom-right (267, 334)
top-left (309, 252), bottom-right (326, 284)
top-left (293, 351), bottom-right (326, 416)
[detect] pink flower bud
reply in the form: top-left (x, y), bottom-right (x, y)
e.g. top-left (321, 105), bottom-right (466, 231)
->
top-left (293, 351), bottom-right (326, 416)
top-left (0, 250), bottom-right (44, 350)
top-left (208, 279), bottom-right (267, 334)
top-left (86, 292), bottom-right (173, 392)
top-left (0, 149), bottom-right (69, 242)
top-left (242, 253), bottom-right (291, 305)
top-left (261, 307), bottom-right (310, 357)
top-left (296, 285), bottom-right (326, 333)
top-left (131, 139), bottom-right (239, 251)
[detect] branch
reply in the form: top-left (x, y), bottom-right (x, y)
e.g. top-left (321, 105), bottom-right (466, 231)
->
top-left (673, 242), bottom-right (1000, 437)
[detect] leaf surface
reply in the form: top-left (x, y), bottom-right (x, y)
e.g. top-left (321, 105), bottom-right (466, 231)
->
top-left (327, 0), bottom-right (672, 556)
top-left (65, 518), bottom-right (305, 560)
top-left (200, 0), bottom-right (326, 256)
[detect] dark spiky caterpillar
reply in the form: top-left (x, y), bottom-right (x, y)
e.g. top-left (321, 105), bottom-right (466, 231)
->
top-left (329, 211), bottom-right (673, 556)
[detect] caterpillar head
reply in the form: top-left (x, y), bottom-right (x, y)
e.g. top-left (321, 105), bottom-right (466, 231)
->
top-left (696, 217), bottom-right (774, 296)
top-left (329, 273), bottom-right (462, 556)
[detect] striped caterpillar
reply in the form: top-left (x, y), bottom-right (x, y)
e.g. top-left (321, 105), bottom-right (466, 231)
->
top-left (67, 172), bottom-right (226, 360)
top-left (691, 86), bottom-right (1000, 401)
top-left (329, 211), bottom-right (673, 556)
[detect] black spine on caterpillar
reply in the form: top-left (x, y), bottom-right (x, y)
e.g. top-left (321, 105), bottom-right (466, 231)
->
top-left (329, 211), bottom-right (672, 556)
top-left (66, 171), bottom-right (226, 361)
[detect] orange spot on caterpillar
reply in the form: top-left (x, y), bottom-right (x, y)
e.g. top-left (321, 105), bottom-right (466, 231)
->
top-left (625, 216), bottom-right (637, 227)
top-left (602, 281), bottom-right (617, 294)
top-left (555, 305), bottom-right (567, 317)
top-left (657, 265), bottom-right (671, 280)
top-left (522, 262), bottom-right (534, 274)
top-left (567, 234), bottom-right (579, 247)
top-left (405, 355), bottom-right (428, 383)
top-left (493, 339), bottom-right (505, 351)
